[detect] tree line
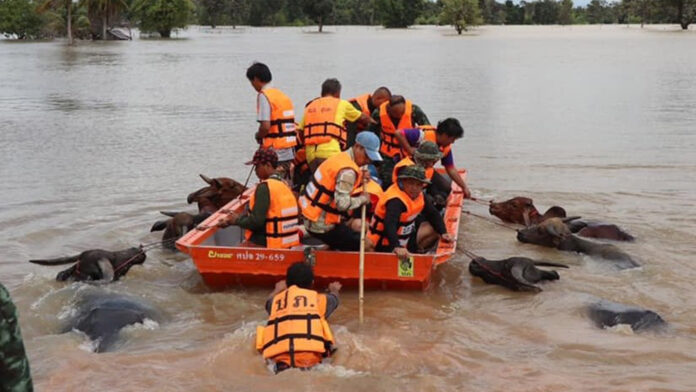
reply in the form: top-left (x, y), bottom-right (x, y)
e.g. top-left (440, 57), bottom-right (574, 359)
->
top-left (2, 0), bottom-right (695, 41)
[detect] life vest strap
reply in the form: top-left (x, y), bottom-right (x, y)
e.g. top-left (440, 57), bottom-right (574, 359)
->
top-left (304, 177), bottom-right (350, 218)
top-left (261, 333), bottom-right (330, 352)
top-left (304, 121), bottom-right (347, 146)
top-left (267, 118), bottom-right (297, 139)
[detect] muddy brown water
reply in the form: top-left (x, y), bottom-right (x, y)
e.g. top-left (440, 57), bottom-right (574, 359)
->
top-left (1, 25), bottom-right (696, 391)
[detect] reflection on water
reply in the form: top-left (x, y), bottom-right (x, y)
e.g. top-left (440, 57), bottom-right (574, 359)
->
top-left (1, 25), bottom-right (696, 391)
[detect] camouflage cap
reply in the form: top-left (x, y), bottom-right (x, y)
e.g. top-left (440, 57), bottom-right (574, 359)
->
top-left (414, 141), bottom-right (442, 162)
top-left (397, 165), bottom-right (431, 184)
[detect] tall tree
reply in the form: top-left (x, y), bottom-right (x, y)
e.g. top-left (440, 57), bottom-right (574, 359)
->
top-left (198, 0), bottom-right (225, 28)
top-left (131, 0), bottom-right (194, 37)
top-left (558, 0), bottom-right (573, 24)
top-left (81, 0), bottom-right (127, 39)
top-left (377, 0), bottom-right (424, 28)
top-left (301, 0), bottom-right (334, 32)
top-left (440, 0), bottom-right (481, 34)
top-left (37, 0), bottom-right (73, 43)
top-left (669, 0), bottom-right (696, 29)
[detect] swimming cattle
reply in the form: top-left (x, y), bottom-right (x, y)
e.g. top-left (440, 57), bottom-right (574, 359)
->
top-left (468, 256), bottom-right (569, 292)
top-left (29, 247), bottom-right (146, 282)
top-left (516, 218), bottom-right (639, 270)
top-left (587, 300), bottom-right (666, 332)
top-left (64, 290), bottom-right (161, 352)
top-left (150, 211), bottom-right (210, 250)
top-left (490, 196), bottom-right (634, 241)
top-left (187, 174), bottom-right (246, 214)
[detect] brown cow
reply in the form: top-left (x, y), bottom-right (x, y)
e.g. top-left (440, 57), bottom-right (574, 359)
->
top-left (490, 196), bottom-right (634, 242)
top-left (516, 218), bottom-right (639, 270)
top-left (187, 174), bottom-right (247, 213)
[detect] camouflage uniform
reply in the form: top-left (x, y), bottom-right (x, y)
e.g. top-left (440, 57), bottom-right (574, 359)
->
top-left (0, 283), bottom-right (33, 392)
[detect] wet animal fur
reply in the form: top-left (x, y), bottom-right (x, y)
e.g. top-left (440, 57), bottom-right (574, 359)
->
top-left (29, 247), bottom-right (146, 282)
top-left (186, 174), bottom-right (246, 214)
top-left (468, 256), bottom-right (568, 292)
top-left (150, 211), bottom-right (210, 250)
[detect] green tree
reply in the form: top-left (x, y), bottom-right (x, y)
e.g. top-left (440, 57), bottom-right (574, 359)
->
top-left (377, 0), bottom-right (424, 28)
top-left (440, 0), bottom-right (481, 33)
top-left (668, 0), bottom-right (696, 29)
top-left (301, 0), bottom-right (334, 31)
top-left (532, 0), bottom-right (559, 24)
top-left (81, 0), bottom-right (127, 39)
top-left (558, 0), bottom-right (573, 24)
top-left (37, 0), bottom-right (74, 42)
top-left (504, 0), bottom-right (523, 24)
top-left (198, 0), bottom-right (225, 27)
top-left (0, 0), bottom-right (44, 38)
top-left (132, 0), bottom-right (194, 37)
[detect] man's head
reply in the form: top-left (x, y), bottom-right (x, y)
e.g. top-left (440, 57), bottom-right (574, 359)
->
top-left (321, 78), bottom-right (342, 98)
top-left (371, 86), bottom-right (391, 109)
top-left (245, 147), bottom-right (278, 180)
top-left (353, 132), bottom-right (382, 166)
top-left (413, 141), bottom-right (441, 169)
top-left (286, 262), bottom-right (314, 289)
top-left (397, 165), bottom-right (430, 200)
top-left (246, 62), bottom-right (272, 92)
top-left (435, 118), bottom-right (464, 148)
top-left (386, 95), bottom-right (406, 119)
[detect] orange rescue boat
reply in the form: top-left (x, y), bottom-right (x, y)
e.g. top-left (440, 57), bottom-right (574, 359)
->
top-left (176, 170), bottom-right (466, 290)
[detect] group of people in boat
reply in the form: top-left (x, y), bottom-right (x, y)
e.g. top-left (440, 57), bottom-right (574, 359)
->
top-left (217, 62), bottom-right (473, 373)
top-left (218, 62), bottom-right (471, 258)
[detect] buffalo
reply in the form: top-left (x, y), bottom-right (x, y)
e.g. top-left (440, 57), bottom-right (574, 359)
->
top-left (29, 247), bottom-right (146, 282)
top-left (468, 256), bottom-right (568, 292)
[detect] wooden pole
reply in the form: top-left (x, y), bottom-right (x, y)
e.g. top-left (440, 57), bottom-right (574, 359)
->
top-left (359, 202), bottom-right (366, 324)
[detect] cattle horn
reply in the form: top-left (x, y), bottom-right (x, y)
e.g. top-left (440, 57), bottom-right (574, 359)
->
top-left (562, 216), bottom-right (581, 223)
top-left (160, 211), bottom-right (180, 217)
top-left (200, 174), bottom-right (213, 185)
top-left (533, 261), bottom-right (570, 269)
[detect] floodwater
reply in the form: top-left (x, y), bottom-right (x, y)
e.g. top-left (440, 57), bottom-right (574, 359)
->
top-left (2, 24), bottom-right (696, 391)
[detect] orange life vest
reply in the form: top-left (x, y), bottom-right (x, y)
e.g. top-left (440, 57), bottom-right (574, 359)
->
top-left (258, 88), bottom-right (297, 150)
top-left (352, 178), bottom-right (384, 216)
top-left (349, 93), bottom-right (372, 117)
top-left (422, 129), bottom-right (452, 157)
top-left (256, 286), bottom-right (335, 363)
top-left (392, 157), bottom-right (434, 185)
top-left (378, 100), bottom-right (413, 158)
top-left (299, 151), bottom-right (362, 225)
top-left (368, 183), bottom-right (424, 248)
top-left (301, 96), bottom-right (347, 148)
top-left (245, 178), bottom-right (300, 249)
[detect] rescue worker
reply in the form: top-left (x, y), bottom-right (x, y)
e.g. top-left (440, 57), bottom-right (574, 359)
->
top-left (368, 165), bottom-right (452, 258)
top-left (394, 118), bottom-right (471, 200)
top-left (368, 95), bottom-right (430, 188)
top-left (1, 282), bottom-right (34, 392)
top-left (346, 86), bottom-right (392, 146)
top-left (246, 62), bottom-right (297, 178)
top-left (392, 141), bottom-right (452, 208)
top-left (217, 148), bottom-right (300, 249)
top-left (299, 132), bottom-right (382, 251)
top-left (297, 78), bottom-right (373, 172)
top-left (257, 262), bottom-right (341, 373)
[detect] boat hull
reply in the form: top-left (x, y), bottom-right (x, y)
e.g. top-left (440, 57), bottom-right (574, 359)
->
top-left (176, 170), bottom-right (465, 290)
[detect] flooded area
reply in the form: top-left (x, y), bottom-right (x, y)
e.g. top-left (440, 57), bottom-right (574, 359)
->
top-left (1, 25), bottom-right (696, 391)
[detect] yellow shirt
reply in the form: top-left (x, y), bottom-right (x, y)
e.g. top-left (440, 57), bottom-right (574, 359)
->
top-left (300, 100), bottom-right (363, 163)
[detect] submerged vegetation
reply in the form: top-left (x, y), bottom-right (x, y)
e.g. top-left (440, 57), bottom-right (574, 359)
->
top-left (1, 0), bottom-right (695, 41)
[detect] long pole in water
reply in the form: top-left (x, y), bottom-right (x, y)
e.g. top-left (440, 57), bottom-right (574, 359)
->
top-left (359, 202), bottom-right (366, 324)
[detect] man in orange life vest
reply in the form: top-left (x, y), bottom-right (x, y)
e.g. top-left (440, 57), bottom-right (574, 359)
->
top-left (394, 118), bottom-right (471, 201)
top-left (346, 87), bottom-right (392, 146)
top-left (299, 132), bottom-right (382, 251)
top-left (217, 148), bottom-right (300, 249)
top-left (368, 95), bottom-right (430, 188)
top-left (246, 62), bottom-right (297, 178)
top-left (369, 165), bottom-right (452, 258)
top-left (297, 78), bottom-right (373, 172)
top-left (257, 262), bottom-right (340, 373)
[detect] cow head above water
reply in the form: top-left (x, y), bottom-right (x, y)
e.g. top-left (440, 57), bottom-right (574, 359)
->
top-left (489, 197), bottom-right (567, 226)
top-left (150, 211), bottom-right (210, 250)
top-left (186, 174), bottom-right (246, 213)
top-left (516, 217), bottom-right (580, 248)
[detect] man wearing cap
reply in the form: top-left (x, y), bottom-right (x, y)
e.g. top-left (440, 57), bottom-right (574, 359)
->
top-left (368, 165), bottom-right (452, 258)
top-left (299, 132), bottom-right (382, 251)
top-left (218, 148), bottom-right (300, 249)
top-left (394, 118), bottom-right (471, 200)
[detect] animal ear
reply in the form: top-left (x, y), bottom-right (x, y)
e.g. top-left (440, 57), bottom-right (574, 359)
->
top-left (160, 211), bottom-right (180, 217)
top-left (200, 174), bottom-right (213, 185)
top-left (510, 265), bottom-right (542, 292)
top-left (542, 206), bottom-right (567, 219)
top-left (151, 220), bottom-right (167, 232)
top-left (522, 208), bottom-right (532, 227)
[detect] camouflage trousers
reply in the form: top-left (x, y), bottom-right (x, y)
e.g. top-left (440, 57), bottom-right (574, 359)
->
top-left (1, 283), bottom-right (33, 392)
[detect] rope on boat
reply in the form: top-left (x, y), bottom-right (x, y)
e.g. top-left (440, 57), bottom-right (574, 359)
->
top-left (462, 210), bottom-right (519, 231)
